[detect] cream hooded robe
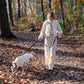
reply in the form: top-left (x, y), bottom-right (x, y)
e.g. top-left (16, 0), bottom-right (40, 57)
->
top-left (38, 19), bottom-right (63, 68)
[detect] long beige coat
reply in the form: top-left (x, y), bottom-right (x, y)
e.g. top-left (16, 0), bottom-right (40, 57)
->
top-left (38, 19), bottom-right (63, 68)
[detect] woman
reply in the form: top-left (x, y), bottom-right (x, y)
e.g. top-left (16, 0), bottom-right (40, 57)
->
top-left (38, 11), bottom-right (63, 70)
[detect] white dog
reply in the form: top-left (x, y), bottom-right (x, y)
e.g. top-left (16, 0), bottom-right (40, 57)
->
top-left (11, 53), bottom-right (33, 75)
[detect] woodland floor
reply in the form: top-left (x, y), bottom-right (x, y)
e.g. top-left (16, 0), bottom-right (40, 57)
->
top-left (0, 31), bottom-right (84, 84)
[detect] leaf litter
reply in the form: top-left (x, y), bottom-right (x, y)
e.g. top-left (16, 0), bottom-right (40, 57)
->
top-left (0, 31), bottom-right (84, 84)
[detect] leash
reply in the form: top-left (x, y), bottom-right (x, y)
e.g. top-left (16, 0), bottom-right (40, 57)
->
top-left (29, 40), bottom-right (39, 49)
top-left (52, 35), bottom-right (58, 46)
top-left (29, 35), bottom-right (58, 49)
top-left (29, 21), bottom-right (58, 49)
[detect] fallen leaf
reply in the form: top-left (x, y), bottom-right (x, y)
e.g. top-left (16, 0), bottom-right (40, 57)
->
top-left (12, 57), bottom-right (15, 61)
top-left (72, 66), bottom-right (75, 68)
top-left (37, 62), bottom-right (40, 65)
top-left (0, 39), bottom-right (3, 42)
top-left (27, 73), bottom-right (31, 77)
top-left (62, 81), bottom-right (65, 83)
top-left (0, 75), bottom-right (4, 79)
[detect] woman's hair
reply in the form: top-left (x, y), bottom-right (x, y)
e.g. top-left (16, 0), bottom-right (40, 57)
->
top-left (47, 11), bottom-right (55, 19)
top-left (48, 11), bottom-right (54, 17)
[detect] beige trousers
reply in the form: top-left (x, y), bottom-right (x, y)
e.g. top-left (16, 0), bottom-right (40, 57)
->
top-left (44, 37), bottom-right (57, 68)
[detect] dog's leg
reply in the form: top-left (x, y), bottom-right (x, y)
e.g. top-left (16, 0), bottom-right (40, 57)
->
top-left (25, 63), bottom-right (28, 69)
top-left (11, 66), bottom-right (15, 75)
top-left (11, 67), bottom-right (18, 76)
top-left (22, 63), bottom-right (25, 76)
top-left (11, 66), bottom-right (14, 75)
top-left (11, 62), bottom-right (18, 75)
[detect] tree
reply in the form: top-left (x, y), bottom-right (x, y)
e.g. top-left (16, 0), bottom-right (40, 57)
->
top-left (0, 22), bottom-right (1, 30)
top-left (18, 0), bottom-right (21, 19)
top-left (60, 0), bottom-right (65, 28)
top-left (49, 0), bottom-right (51, 9)
top-left (24, 0), bottom-right (27, 16)
top-left (0, 0), bottom-right (15, 38)
top-left (8, 0), bottom-right (14, 26)
top-left (41, 0), bottom-right (45, 21)
top-left (74, 0), bottom-right (76, 6)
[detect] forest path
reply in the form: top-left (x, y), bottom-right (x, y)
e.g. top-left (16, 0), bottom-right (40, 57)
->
top-left (0, 31), bottom-right (84, 84)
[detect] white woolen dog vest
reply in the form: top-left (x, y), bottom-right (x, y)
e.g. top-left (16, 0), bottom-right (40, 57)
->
top-left (13, 53), bottom-right (33, 67)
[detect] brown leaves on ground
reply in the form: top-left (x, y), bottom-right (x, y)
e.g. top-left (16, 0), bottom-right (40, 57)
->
top-left (0, 31), bottom-right (84, 84)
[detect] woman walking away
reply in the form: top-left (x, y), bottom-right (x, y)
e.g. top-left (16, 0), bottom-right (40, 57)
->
top-left (38, 11), bottom-right (63, 70)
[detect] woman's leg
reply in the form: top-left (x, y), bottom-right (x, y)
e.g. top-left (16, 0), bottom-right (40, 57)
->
top-left (48, 43), bottom-right (56, 70)
top-left (44, 37), bottom-right (56, 70)
top-left (44, 46), bottom-right (50, 65)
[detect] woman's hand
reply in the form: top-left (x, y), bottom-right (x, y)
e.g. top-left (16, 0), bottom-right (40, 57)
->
top-left (56, 31), bottom-right (59, 36)
top-left (38, 38), bottom-right (42, 41)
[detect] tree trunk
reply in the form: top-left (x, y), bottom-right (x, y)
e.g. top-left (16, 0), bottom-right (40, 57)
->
top-left (0, 22), bottom-right (1, 31)
top-left (18, 0), bottom-right (21, 19)
top-left (74, 0), bottom-right (76, 6)
top-left (36, 1), bottom-right (39, 13)
top-left (8, 0), bottom-right (14, 26)
top-left (0, 0), bottom-right (15, 38)
top-left (24, 0), bottom-right (27, 16)
top-left (41, 0), bottom-right (45, 21)
top-left (60, 0), bottom-right (65, 28)
top-left (49, 0), bottom-right (51, 9)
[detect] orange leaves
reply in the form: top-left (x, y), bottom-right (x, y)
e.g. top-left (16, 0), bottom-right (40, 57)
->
top-left (44, 12), bottom-right (48, 16)
top-left (0, 75), bottom-right (4, 83)
top-left (27, 73), bottom-right (31, 77)
top-left (79, 72), bottom-right (84, 76)
top-left (76, 0), bottom-right (80, 4)
top-left (71, 66), bottom-right (75, 68)
top-left (62, 81), bottom-right (65, 83)
top-left (0, 75), bottom-right (4, 79)
top-left (0, 30), bottom-right (84, 83)
top-left (52, 0), bottom-right (56, 3)
top-left (54, 4), bottom-right (60, 8)
top-left (52, 0), bottom-right (59, 4)
top-left (12, 57), bottom-right (15, 61)
top-left (36, 60), bottom-right (41, 65)
top-left (0, 39), bottom-right (3, 42)
top-left (0, 58), bottom-right (2, 61)
top-left (77, 59), bottom-right (84, 64)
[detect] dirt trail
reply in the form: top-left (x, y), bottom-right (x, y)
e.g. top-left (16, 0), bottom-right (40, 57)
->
top-left (0, 31), bottom-right (84, 84)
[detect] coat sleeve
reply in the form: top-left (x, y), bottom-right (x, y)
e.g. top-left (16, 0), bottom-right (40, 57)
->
top-left (38, 22), bottom-right (46, 39)
top-left (56, 21), bottom-right (63, 35)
